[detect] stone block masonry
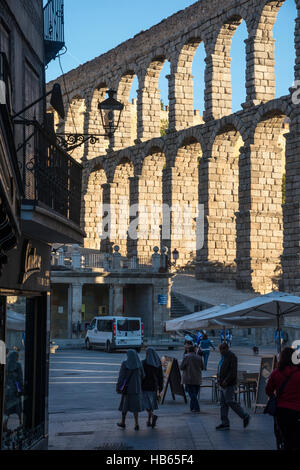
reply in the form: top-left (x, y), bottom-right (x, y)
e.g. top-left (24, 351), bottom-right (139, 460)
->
top-left (47, 0), bottom-right (300, 295)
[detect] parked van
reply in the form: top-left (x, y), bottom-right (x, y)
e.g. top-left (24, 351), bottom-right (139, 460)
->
top-left (85, 316), bottom-right (143, 353)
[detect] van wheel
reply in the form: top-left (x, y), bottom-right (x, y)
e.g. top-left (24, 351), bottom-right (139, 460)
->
top-left (86, 339), bottom-right (92, 350)
top-left (106, 341), bottom-right (113, 353)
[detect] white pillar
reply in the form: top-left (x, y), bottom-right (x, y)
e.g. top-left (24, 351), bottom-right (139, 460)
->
top-left (113, 285), bottom-right (124, 315)
top-left (72, 244), bottom-right (81, 269)
top-left (71, 283), bottom-right (83, 337)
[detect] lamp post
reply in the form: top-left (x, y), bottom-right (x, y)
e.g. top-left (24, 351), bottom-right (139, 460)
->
top-left (13, 84), bottom-right (125, 152)
top-left (56, 88), bottom-right (124, 151)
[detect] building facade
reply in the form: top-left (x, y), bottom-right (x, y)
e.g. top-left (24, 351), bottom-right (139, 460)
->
top-left (50, 245), bottom-right (172, 342)
top-left (0, 0), bottom-right (83, 450)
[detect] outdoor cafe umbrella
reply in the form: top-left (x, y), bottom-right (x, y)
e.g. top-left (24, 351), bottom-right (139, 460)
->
top-left (183, 291), bottom-right (300, 353)
top-left (165, 304), bottom-right (230, 332)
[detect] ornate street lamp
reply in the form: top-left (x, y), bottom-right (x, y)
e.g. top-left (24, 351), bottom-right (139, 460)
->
top-left (13, 84), bottom-right (124, 152)
top-left (56, 88), bottom-right (124, 151)
top-left (98, 89), bottom-right (124, 138)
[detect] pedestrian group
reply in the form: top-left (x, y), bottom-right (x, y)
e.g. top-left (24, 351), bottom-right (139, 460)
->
top-left (115, 336), bottom-right (300, 450)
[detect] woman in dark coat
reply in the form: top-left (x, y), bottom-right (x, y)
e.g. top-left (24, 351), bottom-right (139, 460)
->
top-left (116, 349), bottom-right (145, 430)
top-left (142, 347), bottom-right (163, 428)
top-left (266, 347), bottom-right (300, 450)
top-left (3, 351), bottom-right (23, 431)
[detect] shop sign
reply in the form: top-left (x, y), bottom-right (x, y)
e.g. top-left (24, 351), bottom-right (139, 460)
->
top-left (19, 240), bottom-right (42, 284)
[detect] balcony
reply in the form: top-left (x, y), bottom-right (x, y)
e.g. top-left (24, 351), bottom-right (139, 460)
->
top-left (20, 122), bottom-right (85, 244)
top-left (51, 245), bottom-right (169, 274)
top-left (44, 0), bottom-right (65, 66)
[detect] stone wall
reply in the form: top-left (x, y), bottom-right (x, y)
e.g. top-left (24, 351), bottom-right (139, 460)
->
top-left (47, 0), bottom-right (300, 295)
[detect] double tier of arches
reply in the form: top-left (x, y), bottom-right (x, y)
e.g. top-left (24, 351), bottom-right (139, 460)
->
top-left (49, 0), bottom-right (298, 163)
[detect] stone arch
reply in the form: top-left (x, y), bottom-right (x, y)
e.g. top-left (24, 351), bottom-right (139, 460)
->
top-left (137, 56), bottom-right (167, 141)
top-left (247, 0), bottom-right (296, 105)
top-left (111, 157), bottom-right (134, 255)
top-left (206, 14), bottom-right (249, 118)
top-left (83, 165), bottom-right (108, 249)
top-left (199, 124), bottom-right (243, 281)
top-left (88, 82), bottom-right (109, 157)
top-left (65, 94), bottom-right (87, 161)
top-left (172, 37), bottom-right (205, 130)
top-left (167, 136), bottom-right (201, 267)
top-left (130, 147), bottom-right (167, 260)
top-left (112, 70), bottom-right (138, 150)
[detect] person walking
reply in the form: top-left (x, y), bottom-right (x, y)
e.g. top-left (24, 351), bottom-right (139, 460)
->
top-left (183, 335), bottom-right (194, 357)
top-left (142, 347), bottom-right (163, 428)
top-left (216, 343), bottom-right (250, 430)
top-left (200, 334), bottom-right (215, 370)
top-left (116, 349), bottom-right (145, 430)
top-left (266, 347), bottom-right (300, 450)
top-left (180, 345), bottom-right (203, 413)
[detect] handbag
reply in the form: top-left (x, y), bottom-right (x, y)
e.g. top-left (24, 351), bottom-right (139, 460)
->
top-left (264, 375), bottom-right (291, 417)
top-left (117, 369), bottom-right (134, 395)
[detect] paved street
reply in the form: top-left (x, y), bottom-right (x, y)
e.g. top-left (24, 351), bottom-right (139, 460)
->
top-left (48, 345), bottom-right (277, 450)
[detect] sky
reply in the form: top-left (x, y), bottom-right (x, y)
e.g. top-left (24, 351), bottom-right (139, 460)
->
top-left (45, 0), bottom-right (297, 114)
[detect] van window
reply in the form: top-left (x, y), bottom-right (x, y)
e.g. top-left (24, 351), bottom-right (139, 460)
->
top-left (90, 319), bottom-right (96, 329)
top-left (97, 320), bottom-right (113, 332)
top-left (128, 320), bottom-right (140, 331)
top-left (117, 319), bottom-right (128, 332)
top-left (117, 319), bottom-right (140, 332)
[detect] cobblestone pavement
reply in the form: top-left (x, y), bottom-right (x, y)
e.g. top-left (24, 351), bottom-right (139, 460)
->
top-left (48, 346), bottom-right (277, 451)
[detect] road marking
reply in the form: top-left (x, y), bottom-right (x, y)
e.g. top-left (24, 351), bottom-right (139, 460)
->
top-left (49, 381), bottom-right (117, 384)
top-left (50, 361), bottom-right (121, 366)
top-left (49, 369), bottom-right (119, 373)
top-left (50, 376), bottom-right (118, 379)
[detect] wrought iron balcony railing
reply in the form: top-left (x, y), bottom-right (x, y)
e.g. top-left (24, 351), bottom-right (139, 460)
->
top-left (44, 0), bottom-right (65, 65)
top-left (21, 121), bottom-right (82, 226)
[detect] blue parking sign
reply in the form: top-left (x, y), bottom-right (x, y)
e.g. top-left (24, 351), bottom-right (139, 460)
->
top-left (158, 294), bottom-right (167, 305)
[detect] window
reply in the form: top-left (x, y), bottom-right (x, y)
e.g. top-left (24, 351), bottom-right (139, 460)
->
top-left (2, 295), bottom-right (47, 450)
top-left (97, 320), bottom-right (113, 332)
top-left (24, 62), bottom-right (41, 121)
top-left (0, 21), bottom-right (10, 64)
top-left (117, 319), bottom-right (128, 332)
top-left (90, 319), bottom-right (96, 330)
top-left (128, 320), bottom-right (140, 332)
top-left (117, 319), bottom-right (140, 332)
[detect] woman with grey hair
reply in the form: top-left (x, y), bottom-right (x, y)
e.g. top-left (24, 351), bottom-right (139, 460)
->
top-left (116, 349), bottom-right (145, 430)
top-left (142, 347), bottom-right (163, 428)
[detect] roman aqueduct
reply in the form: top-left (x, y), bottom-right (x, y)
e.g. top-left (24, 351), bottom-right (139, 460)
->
top-left (47, 0), bottom-right (300, 294)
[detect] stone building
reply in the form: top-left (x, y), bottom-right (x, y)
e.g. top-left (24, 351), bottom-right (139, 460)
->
top-left (50, 245), bottom-right (171, 341)
top-left (0, 0), bottom-right (83, 450)
top-left (46, 0), bottom-right (300, 299)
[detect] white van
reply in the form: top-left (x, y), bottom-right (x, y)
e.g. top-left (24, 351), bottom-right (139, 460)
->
top-left (85, 316), bottom-right (143, 353)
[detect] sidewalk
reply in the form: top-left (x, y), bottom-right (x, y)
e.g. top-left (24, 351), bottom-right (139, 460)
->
top-left (49, 381), bottom-right (276, 451)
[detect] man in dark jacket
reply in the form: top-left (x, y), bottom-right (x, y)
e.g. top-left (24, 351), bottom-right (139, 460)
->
top-left (180, 345), bottom-right (203, 412)
top-left (216, 343), bottom-right (250, 430)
